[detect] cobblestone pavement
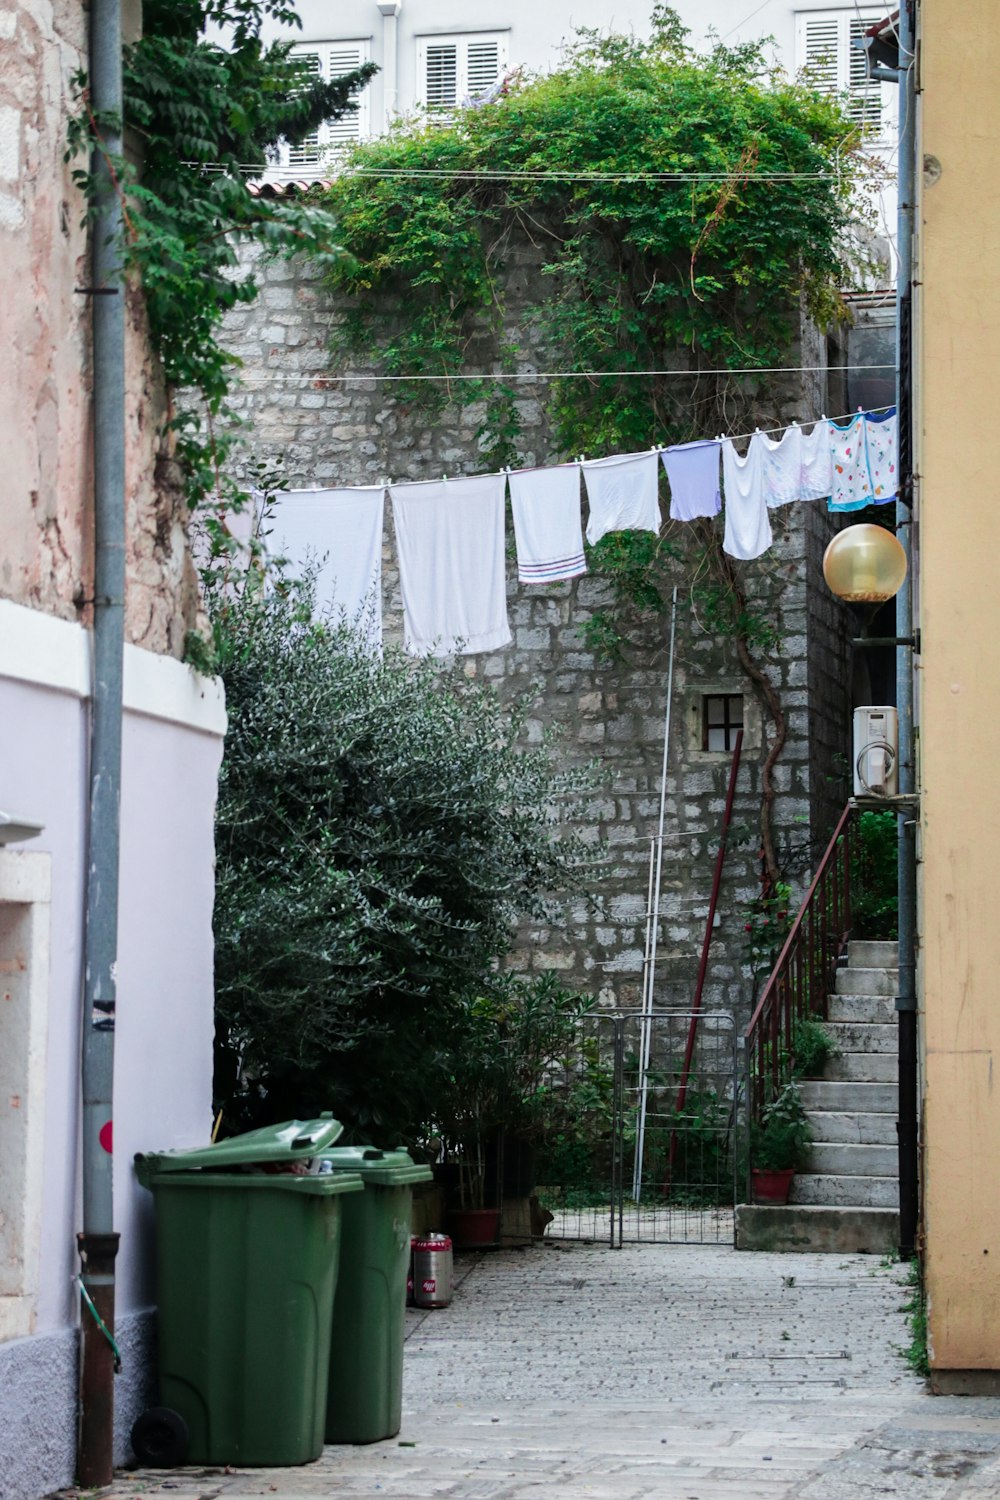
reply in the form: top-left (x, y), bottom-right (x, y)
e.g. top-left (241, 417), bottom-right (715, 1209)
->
top-left (100, 1241), bottom-right (1000, 1499)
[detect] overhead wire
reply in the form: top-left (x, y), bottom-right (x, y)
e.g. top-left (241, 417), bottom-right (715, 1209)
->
top-left (232, 362), bottom-right (894, 386)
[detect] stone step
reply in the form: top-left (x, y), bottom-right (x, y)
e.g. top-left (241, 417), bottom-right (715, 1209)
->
top-left (847, 940), bottom-right (898, 968)
top-left (807, 1110), bottom-right (897, 1145)
top-left (735, 1204), bottom-right (899, 1255)
top-left (799, 1079), bottom-right (898, 1111)
top-left (809, 1141), bottom-right (897, 1175)
top-left (790, 1172), bottom-right (899, 1209)
top-left (835, 967), bottom-right (898, 997)
top-left (827, 993), bottom-right (896, 1025)
top-left (825, 1021), bottom-right (897, 1053)
top-left (824, 1051), bottom-right (897, 1082)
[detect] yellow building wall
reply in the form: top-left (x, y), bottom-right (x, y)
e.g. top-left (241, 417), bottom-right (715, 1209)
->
top-left (918, 0), bottom-right (1000, 1375)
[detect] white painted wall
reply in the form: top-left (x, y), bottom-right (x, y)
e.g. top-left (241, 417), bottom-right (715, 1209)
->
top-left (258, 0), bottom-right (894, 139)
top-left (0, 601), bottom-right (225, 1337)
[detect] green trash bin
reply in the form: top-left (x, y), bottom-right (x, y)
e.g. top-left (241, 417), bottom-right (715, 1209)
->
top-left (133, 1116), bottom-right (364, 1468)
top-left (321, 1147), bottom-right (433, 1443)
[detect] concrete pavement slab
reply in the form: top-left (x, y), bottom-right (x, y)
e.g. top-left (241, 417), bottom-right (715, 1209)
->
top-left (75, 1241), bottom-right (1000, 1500)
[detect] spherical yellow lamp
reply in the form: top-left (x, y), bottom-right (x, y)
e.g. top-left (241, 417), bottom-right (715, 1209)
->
top-left (822, 524), bottom-right (907, 604)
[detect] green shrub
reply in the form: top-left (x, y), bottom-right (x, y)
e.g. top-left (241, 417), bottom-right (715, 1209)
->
top-left (792, 1016), bottom-right (837, 1078)
top-left (211, 578), bottom-right (592, 1144)
top-left (852, 811), bottom-right (899, 940)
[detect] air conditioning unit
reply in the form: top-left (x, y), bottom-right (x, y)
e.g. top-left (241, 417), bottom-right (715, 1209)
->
top-left (853, 706), bottom-right (898, 798)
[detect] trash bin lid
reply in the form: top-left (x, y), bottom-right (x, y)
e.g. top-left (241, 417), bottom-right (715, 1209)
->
top-left (135, 1114), bottom-right (345, 1180)
top-left (319, 1145), bottom-right (434, 1186)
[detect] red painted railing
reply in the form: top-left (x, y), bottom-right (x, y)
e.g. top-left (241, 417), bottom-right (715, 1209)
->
top-left (745, 804), bottom-right (855, 1125)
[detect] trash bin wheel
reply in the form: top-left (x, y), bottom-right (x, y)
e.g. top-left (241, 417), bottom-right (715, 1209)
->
top-left (131, 1406), bottom-right (189, 1467)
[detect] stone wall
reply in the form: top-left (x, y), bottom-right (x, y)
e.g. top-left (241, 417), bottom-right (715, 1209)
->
top-left (219, 240), bottom-right (854, 1028)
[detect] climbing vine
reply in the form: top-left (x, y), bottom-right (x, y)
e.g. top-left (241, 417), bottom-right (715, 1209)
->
top-left (67, 0), bottom-right (376, 509)
top-left (315, 7), bottom-right (874, 882)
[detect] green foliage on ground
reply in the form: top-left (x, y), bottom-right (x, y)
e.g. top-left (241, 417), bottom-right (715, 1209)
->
top-left (68, 0), bottom-right (376, 507)
top-left (852, 810), bottom-right (899, 940)
top-left (900, 1259), bottom-right (930, 1378)
top-left (791, 1015), bottom-right (837, 1078)
top-left (210, 573), bottom-right (594, 1144)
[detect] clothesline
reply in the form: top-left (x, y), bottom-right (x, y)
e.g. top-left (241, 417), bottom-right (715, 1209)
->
top-left (407, 405), bottom-right (893, 475)
top-left (234, 362), bottom-right (895, 386)
top-left (189, 161), bottom-right (854, 183)
top-left (236, 405), bottom-right (897, 659)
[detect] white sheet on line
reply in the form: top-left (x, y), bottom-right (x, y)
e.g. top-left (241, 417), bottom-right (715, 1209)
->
top-left (265, 486), bottom-right (385, 646)
top-left (581, 450), bottom-right (661, 545)
top-left (722, 434), bottom-right (773, 560)
top-left (508, 463), bottom-right (586, 583)
top-left (389, 474), bottom-right (511, 656)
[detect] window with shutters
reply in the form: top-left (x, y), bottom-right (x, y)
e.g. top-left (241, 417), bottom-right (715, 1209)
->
top-left (416, 32), bottom-right (509, 121)
top-left (795, 10), bottom-right (893, 139)
top-left (282, 40), bottom-right (372, 171)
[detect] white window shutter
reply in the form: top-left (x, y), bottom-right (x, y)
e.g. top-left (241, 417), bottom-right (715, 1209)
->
top-left (418, 33), bottom-right (508, 119)
top-left (284, 40), bottom-right (371, 172)
top-left (796, 11), bottom-right (889, 140)
top-left (466, 40), bottom-right (502, 99)
top-left (800, 16), bottom-right (842, 95)
top-left (324, 43), bottom-right (371, 146)
top-left (425, 43), bottom-right (459, 110)
top-left (847, 17), bottom-right (882, 134)
top-left (288, 50), bottom-right (323, 168)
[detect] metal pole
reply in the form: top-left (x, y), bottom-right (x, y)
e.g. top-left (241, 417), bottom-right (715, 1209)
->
top-left (893, 0), bottom-right (919, 1261)
top-left (632, 587), bottom-right (678, 1202)
top-left (79, 0), bottom-right (125, 1483)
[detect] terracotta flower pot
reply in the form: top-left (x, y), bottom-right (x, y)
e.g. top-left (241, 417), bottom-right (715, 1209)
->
top-left (751, 1167), bottom-right (795, 1205)
top-left (448, 1207), bottom-right (501, 1248)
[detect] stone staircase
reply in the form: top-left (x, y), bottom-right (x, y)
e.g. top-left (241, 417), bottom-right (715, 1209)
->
top-left (736, 939), bottom-right (900, 1254)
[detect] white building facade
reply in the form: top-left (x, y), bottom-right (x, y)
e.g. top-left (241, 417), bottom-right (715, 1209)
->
top-left (261, 1), bottom-right (896, 185)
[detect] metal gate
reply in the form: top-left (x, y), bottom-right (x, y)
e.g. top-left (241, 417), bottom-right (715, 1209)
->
top-left (532, 1009), bottom-right (740, 1246)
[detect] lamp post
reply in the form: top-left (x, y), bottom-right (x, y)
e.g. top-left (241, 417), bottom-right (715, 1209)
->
top-left (822, 524), bottom-right (907, 605)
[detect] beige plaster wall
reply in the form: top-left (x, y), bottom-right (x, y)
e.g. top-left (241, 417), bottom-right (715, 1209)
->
top-left (0, 0), bottom-right (202, 657)
top-left (917, 0), bottom-right (1000, 1374)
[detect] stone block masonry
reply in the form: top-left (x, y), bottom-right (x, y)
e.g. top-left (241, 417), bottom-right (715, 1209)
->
top-left (219, 244), bottom-right (854, 1035)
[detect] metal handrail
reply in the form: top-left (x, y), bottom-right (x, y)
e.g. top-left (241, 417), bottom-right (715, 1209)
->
top-left (745, 803), bottom-right (855, 1126)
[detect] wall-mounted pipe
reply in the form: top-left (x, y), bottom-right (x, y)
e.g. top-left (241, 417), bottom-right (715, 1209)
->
top-left (377, 1), bottom-right (401, 132)
top-left (78, 0), bottom-right (125, 1482)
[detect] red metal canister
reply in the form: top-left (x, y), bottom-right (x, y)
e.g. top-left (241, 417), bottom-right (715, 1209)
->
top-left (411, 1232), bottom-right (453, 1309)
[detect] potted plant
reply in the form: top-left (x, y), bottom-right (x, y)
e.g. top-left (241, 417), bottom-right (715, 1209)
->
top-left (438, 977), bottom-right (593, 1244)
top-left (750, 1082), bottom-right (812, 1204)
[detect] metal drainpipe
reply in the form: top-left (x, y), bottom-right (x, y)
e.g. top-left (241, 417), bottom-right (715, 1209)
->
top-left (893, 0), bottom-right (919, 1260)
top-left (78, 0), bottom-right (125, 1483)
top-left (377, 1), bottom-right (402, 132)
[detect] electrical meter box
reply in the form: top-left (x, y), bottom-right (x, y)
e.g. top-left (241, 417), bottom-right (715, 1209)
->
top-left (853, 706), bottom-right (898, 797)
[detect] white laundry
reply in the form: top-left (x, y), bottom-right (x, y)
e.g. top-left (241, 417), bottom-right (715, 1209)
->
top-left (508, 463), bottom-right (586, 584)
top-left (581, 450), bottom-right (661, 545)
top-left (760, 426), bottom-right (802, 508)
top-left (865, 410), bottom-right (898, 505)
top-left (390, 474), bottom-right (511, 657)
top-left (722, 434), bottom-right (773, 560)
top-left (660, 440), bottom-right (721, 520)
top-left (265, 486), bottom-right (385, 646)
top-left (799, 419), bottom-right (833, 501)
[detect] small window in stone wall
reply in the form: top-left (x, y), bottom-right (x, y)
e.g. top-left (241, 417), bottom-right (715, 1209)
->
top-left (702, 693), bottom-right (744, 753)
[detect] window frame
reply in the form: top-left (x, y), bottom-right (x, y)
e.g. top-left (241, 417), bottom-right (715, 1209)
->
top-left (415, 30), bottom-right (510, 120)
top-left (279, 38), bottom-right (373, 172)
top-left (701, 693), bottom-right (745, 755)
top-left (794, 8), bottom-right (896, 143)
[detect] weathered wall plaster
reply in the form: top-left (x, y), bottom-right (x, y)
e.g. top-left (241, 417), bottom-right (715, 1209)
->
top-left (0, 0), bottom-right (202, 656)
